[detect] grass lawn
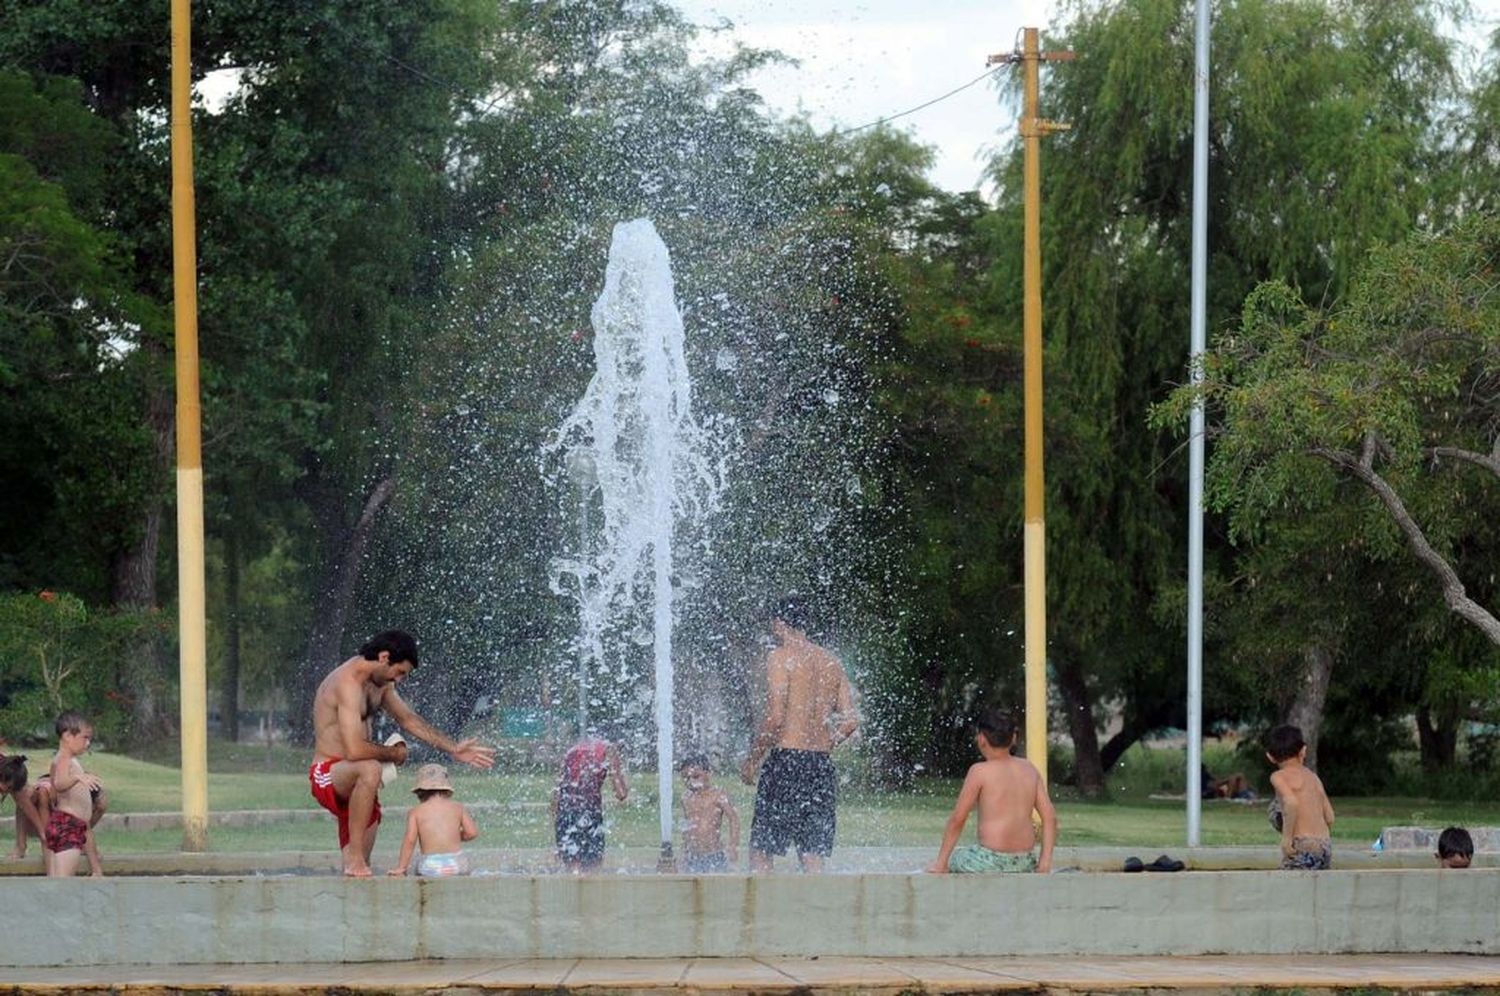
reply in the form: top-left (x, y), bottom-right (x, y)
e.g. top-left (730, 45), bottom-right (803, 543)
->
top-left (15, 740), bottom-right (1500, 857)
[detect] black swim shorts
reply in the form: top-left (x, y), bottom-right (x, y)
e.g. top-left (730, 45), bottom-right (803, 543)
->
top-left (749, 747), bottom-right (836, 858)
top-left (555, 795), bottom-right (605, 866)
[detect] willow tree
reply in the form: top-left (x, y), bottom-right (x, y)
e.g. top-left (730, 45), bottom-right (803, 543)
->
top-left (964, 0), bottom-right (1468, 791)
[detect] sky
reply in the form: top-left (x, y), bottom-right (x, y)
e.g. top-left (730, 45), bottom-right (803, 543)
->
top-left (674, 0), bottom-right (1500, 195)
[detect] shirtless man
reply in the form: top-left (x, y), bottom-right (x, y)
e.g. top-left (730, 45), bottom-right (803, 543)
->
top-left (310, 629), bottom-right (496, 877)
top-left (1265, 724), bottom-right (1335, 870)
top-left (928, 706), bottom-right (1056, 874)
top-left (740, 596), bottom-right (858, 872)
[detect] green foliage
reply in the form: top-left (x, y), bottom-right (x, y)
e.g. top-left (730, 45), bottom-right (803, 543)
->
top-left (0, 590), bottom-right (155, 743)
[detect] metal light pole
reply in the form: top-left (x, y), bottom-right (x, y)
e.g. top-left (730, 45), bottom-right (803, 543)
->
top-left (171, 0), bottom-right (210, 851)
top-left (991, 28), bottom-right (1071, 782)
top-left (1185, 0), bottom-right (1212, 847)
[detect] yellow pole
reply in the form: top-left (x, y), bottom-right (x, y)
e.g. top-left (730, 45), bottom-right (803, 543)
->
top-left (171, 0), bottom-right (210, 852)
top-left (1020, 27), bottom-right (1047, 784)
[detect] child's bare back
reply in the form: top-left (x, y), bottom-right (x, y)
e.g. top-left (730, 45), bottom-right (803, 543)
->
top-left (391, 764), bottom-right (478, 877)
top-left (969, 756), bottom-right (1044, 852)
top-left (1265, 725), bottom-right (1335, 870)
top-left (930, 707), bottom-right (1057, 874)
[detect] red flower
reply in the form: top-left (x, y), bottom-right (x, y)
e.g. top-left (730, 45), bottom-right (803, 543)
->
top-left (39, 590), bottom-right (57, 602)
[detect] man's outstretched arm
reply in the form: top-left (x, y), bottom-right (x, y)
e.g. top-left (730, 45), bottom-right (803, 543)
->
top-left (383, 688), bottom-right (496, 769)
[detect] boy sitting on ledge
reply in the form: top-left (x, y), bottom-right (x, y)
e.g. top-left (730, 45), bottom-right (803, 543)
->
top-left (928, 706), bottom-right (1056, 874)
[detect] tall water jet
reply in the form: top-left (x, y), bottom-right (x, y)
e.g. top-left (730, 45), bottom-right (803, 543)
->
top-left (546, 218), bottom-right (725, 865)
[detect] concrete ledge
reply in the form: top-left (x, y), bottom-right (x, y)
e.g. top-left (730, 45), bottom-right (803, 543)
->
top-left (0, 869), bottom-right (1496, 967)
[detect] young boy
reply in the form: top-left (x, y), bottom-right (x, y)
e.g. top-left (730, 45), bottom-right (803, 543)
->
top-left (928, 706), bottom-right (1057, 874)
top-left (1265, 724), bottom-right (1334, 870)
top-left (552, 729), bottom-right (628, 872)
top-left (1, 754), bottom-right (46, 862)
top-left (46, 711), bottom-right (103, 877)
top-left (1437, 826), bottom-right (1473, 869)
top-left (678, 754), bottom-right (740, 873)
top-left (389, 763), bottom-right (479, 877)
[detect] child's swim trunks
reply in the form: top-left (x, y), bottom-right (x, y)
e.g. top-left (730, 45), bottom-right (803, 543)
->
top-left (555, 793), bottom-right (605, 866)
top-left (682, 850), bottom-right (729, 873)
top-left (416, 851), bottom-right (470, 876)
top-left (44, 810), bottom-right (88, 853)
top-left (948, 844), bottom-right (1038, 873)
top-left (749, 748), bottom-right (836, 858)
top-left (308, 759), bottom-right (381, 849)
top-left (1282, 836), bottom-right (1332, 870)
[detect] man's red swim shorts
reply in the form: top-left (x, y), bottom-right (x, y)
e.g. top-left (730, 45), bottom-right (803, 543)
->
top-left (309, 759), bottom-right (381, 849)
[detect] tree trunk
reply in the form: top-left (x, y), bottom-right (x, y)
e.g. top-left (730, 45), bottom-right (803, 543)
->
top-left (1055, 655), bottom-right (1105, 797)
top-left (1284, 644), bottom-right (1335, 771)
top-left (221, 529), bottom-right (242, 743)
top-left (111, 372), bottom-right (175, 744)
top-left (1099, 698), bottom-right (1177, 774)
top-left (292, 475), bottom-right (397, 742)
top-left (1416, 706), bottom-right (1459, 772)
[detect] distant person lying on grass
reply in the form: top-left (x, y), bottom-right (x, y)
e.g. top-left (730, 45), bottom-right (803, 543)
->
top-left (928, 706), bottom-right (1056, 874)
top-left (1200, 764), bottom-right (1256, 801)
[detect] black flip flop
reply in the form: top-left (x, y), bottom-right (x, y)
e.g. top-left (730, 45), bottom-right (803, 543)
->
top-left (1122, 856), bottom-right (1144, 872)
top-left (1145, 854), bottom-right (1185, 872)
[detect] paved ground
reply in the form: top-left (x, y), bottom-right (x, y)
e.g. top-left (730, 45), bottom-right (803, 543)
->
top-left (4, 954), bottom-right (1499, 994)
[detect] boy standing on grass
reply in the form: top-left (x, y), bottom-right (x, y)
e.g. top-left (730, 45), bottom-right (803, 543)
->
top-left (389, 763), bottom-right (479, 877)
top-left (1266, 724), bottom-right (1334, 870)
top-left (46, 711), bottom-right (103, 877)
top-left (928, 706), bottom-right (1056, 874)
top-left (678, 754), bottom-right (740, 873)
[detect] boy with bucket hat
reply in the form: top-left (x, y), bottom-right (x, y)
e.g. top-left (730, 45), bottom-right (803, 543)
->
top-left (389, 763), bottom-right (479, 877)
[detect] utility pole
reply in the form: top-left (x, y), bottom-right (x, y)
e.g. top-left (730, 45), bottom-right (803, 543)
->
top-left (989, 28), bottom-right (1071, 784)
top-left (171, 0), bottom-right (210, 851)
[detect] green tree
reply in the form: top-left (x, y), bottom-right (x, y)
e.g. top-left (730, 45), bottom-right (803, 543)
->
top-left (893, 0), bottom-right (1471, 788)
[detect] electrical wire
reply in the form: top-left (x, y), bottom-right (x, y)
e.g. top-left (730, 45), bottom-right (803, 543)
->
top-left (834, 65), bottom-right (1008, 136)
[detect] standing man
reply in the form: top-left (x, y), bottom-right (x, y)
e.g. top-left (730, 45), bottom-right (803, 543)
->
top-left (310, 629), bottom-right (496, 877)
top-left (740, 597), bottom-right (858, 872)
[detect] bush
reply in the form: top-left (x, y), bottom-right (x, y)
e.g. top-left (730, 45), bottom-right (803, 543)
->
top-left (0, 589), bottom-right (152, 745)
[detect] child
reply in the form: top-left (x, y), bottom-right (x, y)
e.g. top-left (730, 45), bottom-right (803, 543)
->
top-left (1437, 826), bottom-right (1473, 869)
top-left (1, 753), bottom-right (46, 862)
top-left (1265, 724), bottom-right (1334, 870)
top-left (389, 763), bottom-right (478, 877)
top-left (46, 711), bottom-right (103, 877)
top-left (928, 706), bottom-right (1057, 874)
top-left (677, 753), bottom-right (740, 873)
top-left (551, 729), bottom-right (628, 873)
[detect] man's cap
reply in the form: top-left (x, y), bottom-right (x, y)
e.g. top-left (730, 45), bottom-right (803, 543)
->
top-left (412, 763), bottom-right (453, 793)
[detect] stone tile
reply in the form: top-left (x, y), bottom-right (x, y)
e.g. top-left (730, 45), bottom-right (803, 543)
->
top-left (886, 958), bottom-right (1040, 988)
top-left (759, 956), bottom-right (925, 987)
top-left (561, 958), bottom-right (690, 987)
top-left (681, 957), bottom-right (803, 989)
top-left (462, 958), bottom-right (579, 986)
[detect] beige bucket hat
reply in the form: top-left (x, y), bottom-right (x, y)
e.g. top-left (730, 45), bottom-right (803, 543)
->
top-left (412, 763), bottom-right (453, 793)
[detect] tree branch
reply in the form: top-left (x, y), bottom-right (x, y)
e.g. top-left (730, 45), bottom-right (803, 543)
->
top-left (1313, 447), bottom-right (1500, 645)
top-left (1427, 444), bottom-right (1500, 481)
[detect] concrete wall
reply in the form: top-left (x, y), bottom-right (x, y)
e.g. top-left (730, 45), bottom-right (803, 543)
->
top-left (1, 870), bottom-right (1496, 967)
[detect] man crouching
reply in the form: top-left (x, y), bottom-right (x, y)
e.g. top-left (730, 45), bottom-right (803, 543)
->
top-left (310, 630), bottom-right (496, 877)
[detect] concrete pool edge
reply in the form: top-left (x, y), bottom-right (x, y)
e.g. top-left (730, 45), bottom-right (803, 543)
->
top-left (2, 869), bottom-right (1496, 967)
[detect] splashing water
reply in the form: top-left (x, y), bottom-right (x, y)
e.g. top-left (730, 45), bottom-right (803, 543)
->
top-left (546, 218), bottom-right (725, 854)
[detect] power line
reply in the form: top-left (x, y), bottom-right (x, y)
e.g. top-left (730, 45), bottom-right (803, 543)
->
top-left (834, 66), bottom-right (1005, 136)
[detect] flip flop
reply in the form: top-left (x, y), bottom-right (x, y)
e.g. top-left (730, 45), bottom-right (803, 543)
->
top-left (1122, 856), bottom-right (1144, 872)
top-left (1145, 854), bottom-right (1185, 872)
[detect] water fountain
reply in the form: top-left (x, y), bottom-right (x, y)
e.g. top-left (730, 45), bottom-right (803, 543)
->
top-left (545, 218), bottom-right (726, 868)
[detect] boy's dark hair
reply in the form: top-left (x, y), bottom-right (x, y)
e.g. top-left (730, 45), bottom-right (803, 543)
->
top-left (678, 752), bottom-right (711, 774)
top-left (770, 595), bottom-right (810, 632)
top-left (1438, 826), bottom-right (1474, 860)
top-left (55, 711), bottom-right (90, 737)
top-left (1264, 724), bottom-right (1306, 762)
top-left (0, 755), bottom-right (27, 792)
top-left (360, 629), bottom-right (420, 668)
top-left (414, 788), bottom-right (452, 802)
top-left (974, 706), bottom-right (1018, 748)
